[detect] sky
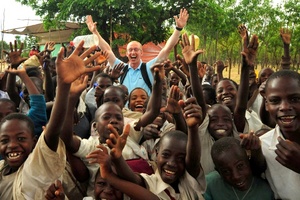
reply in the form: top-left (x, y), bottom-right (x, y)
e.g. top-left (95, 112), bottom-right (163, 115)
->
top-left (1, 1), bottom-right (41, 43)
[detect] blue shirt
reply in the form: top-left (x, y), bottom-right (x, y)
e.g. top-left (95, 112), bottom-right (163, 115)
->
top-left (114, 58), bottom-right (157, 96)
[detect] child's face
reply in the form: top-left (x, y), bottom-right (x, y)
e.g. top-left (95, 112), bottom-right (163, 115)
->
top-left (259, 68), bottom-right (273, 84)
top-left (205, 65), bottom-right (214, 77)
top-left (215, 146), bottom-right (252, 191)
top-left (216, 80), bottom-right (237, 111)
top-left (0, 119), bottom-right (36, 171)
top-left (103, 89), bottom-right (125, 110)
top-left (265, 77), bottom-right (300, 137)
top-left (0, 102), bottom-right (15, 121)
top-left (208, 105), bottom-right (233, 140)
top-left (156, 137), bottom-right (186, 185)
top-left (211, 75), bottom-right (218, 89)
top-left (96, 104), bottom-right (124, 144)
top-left (170, 73), bottom-right (180, 86)
top-left (94, 173), bottom-right (123, 200)
top-left (95, 77), bottom-right (112, 91)
top-left (129, 89), bottom-right (148, 113)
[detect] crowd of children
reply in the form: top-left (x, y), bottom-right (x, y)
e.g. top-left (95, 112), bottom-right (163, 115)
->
top-left (0, 7), bottom-right (299, 200)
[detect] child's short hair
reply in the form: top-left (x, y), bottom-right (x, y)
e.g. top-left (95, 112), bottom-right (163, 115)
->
top-left (219, 78), bottom-right (239, 90)
top-left (105, 85), bottom-right (126, 101)
top-left (0, 113), bottom-right (35, 136)
top-left (128, 87), bottom-right (148, 105)
top-left (94, 72), bottom-right (113, 83)
top-left (266, 70), bottom-right (300, 92)
top-left (0, 98), bottom-right (16, 111)
top-left (211, 137), bottom-right (245, 162)
top-left (156, 130), bottom-right (187, 150)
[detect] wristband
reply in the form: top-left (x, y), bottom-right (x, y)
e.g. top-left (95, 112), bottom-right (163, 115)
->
top-left (176, 26), bottom-right (183, 31)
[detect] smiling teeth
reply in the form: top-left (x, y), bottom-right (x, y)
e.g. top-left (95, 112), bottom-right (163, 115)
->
top-left (236, 181), bottom-right (244, 186)
top-left (223, 97), bottom-right (231, 101)
top-left (165, 170), bottom-right (175, 175)
top-left (280, 116), bottom-right (294, 119)
top-left (8, 152), bottom-right (21, 159)
top-left (216, 129), bottom-right (226, 134)
top-left (280, 116), bottom-right (295, 124)
top-left (135, 105), bottom-right (143, 108)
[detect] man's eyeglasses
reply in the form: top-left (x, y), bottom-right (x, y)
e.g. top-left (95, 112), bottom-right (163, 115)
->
top-left (127, 48), bottom-right (141, 52)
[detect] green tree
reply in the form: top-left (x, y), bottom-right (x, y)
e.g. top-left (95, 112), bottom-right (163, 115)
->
top-left (0, 40), bottom-right (9, 60)
top-left (16, 0), bottom-right (193, 60)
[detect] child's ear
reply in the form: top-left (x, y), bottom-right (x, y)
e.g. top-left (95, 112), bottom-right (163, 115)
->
top-left (264, 97), bottom-right (269, 111)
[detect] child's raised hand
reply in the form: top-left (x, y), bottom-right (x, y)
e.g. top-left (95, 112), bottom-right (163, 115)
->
top-left (69, 75), bottom-right (88, 98)
top-left (141, 123), bottom-right (161, 140)
top-left (44, 180), bottom-right (65, 200)
top-left (215, 60), bottom-right (227, 73)
top-left (280, 28), bottom-right (291, 45)
top-left (241, 34), bottom-right (259, 67)
top-left (5, 65), bottom-right (26, 76)
top-left (164, 85), bottom-right (182, 114)
top-left (180, 33), bottom-right (204, 65)
top-left (239, 131), bottom-right (261, 150)
top-left (275, 137), bottom-right (300, 173)
top-left (179, 97), bottom-right (202, 127)
top-left (151, 62), bottom-right (165, 81)
top-left (86, 144), bottom-right (113, 179)
top-left (176, 54), bottom-right (190, 78)
top-left (238, 24), bottom-right (249, 44)
top-left (56, 40), bottom-right (101, 84)
top-left (3, 40), bottom-right (27, 69)
top-left (109, 62), bottom-right (125, 80)
top-left (196, 61), bottom-right (206, 79)
top-left (106, 124), bottom-right (130, 159)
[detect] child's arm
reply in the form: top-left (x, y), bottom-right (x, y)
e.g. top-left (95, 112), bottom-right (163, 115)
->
top-left (60, 76), bottom-right (92, 153)
top-left (215, 60), bottom-right (226, 82)
top-left (239, 131), bottom-right (266, 175)
top-left (106, 124), bottom-right (145, 186)
top-left (45, 180), bottom-right (65, 200)
top-left (39, 41), bottom-right (56, 102)
top-left (134, 63), bottom-right (163, 131)
top-left (164, 85), bottom-right (187, 133)
top-left (179, 97), bottom-right (203, 178)
top-left (6, 66), bottom-right (40, 95)
top-left (165, 60), bottom-right (187, 86)
top-left (234, 25), bottom-right (259, 132)
top-left (4, 41), bottom-right (28, 106)
top-left (180, 33), bottom-right (206, 121)
top-left (280, 28), bottom-right (291, 70)
top-left (87, 145), bottom-right (160, 200)
top-left (45, 41), bottom-right (101, 151)
top-left (6, 66), bottom-right (47, 136)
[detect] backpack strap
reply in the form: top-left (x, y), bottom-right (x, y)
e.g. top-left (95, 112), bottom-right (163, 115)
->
top-left (120, 65), bottom-right (129, 85)
top-left (141, 63), bottom-right (152, 92)
top-left (120, 63), bottom-right (152, 92)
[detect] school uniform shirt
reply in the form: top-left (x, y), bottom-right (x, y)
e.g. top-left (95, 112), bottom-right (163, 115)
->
top-left (198, 114), bottom-right (240, 175)
top-left (0, 161), bottom-right (16, 200)
top-left (140, 169), bottom-right (206, 200)
top-left (13, 131), bottom-right (66, 199)
top-left (260, 125), bottom-right (300, 199)
top-left (204, 171), bottom-right (274, 200)
top-left (248, 93), bottom-right (263, 119)
top-left (73, 120), bottom-right (149, 197)
top-left (114, 58), bottom-right (157, 96)
top-left (236, 110), bottom-right (264, 133)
